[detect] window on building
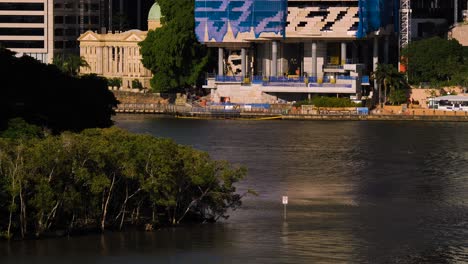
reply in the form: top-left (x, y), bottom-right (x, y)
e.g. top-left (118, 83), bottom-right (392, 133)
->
top-left (0, 40), bottom-right (44, 49)
top-left (90, 16), bottom-right (99, 25)
top-left (0, 28), bottom-right (44, 36)
top-left (65, 41), bottom-right (77, 49)
top-left (65, 16), bottom-right (77, 24)
top-left (0, 3), bottom-right (44, 11)
top-left (54, 41), bottom-right (64, 49)
top-left (55, 28), bottom-right (64, 36)
top-left (54, 16), bottom-right (64, 24)
top-left (0, 15), bottom-right (44, 23)
top-left (65, 28), bottom-right (76, 36)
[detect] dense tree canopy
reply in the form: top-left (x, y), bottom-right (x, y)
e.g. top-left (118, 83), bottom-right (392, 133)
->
top-left (0, 47), bottom-right (118, 133)
top-left (402, 37), bottom-right (468, 87)
top-left (53, 54), bottom-right (90, 76)
top-left (139, 0), bottom-right (210, 93)
top-left (373, 64), bottom-right (409, 106)
top-left (0, 125), bottom-right (247, 239)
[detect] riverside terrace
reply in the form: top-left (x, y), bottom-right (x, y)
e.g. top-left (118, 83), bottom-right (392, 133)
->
top-left (195, 0), bottom-right (398, 104)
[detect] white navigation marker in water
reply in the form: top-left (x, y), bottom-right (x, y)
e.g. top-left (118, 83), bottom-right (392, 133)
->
top-left (282, 196), bottom-right (288, 220)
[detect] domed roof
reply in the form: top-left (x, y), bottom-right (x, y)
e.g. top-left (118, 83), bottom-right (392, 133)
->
top-left (148, 2), bottom-right (161, 21)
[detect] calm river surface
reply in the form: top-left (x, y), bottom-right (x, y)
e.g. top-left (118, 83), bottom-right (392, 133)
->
top-left (2, 116), bottom-right (468, 263)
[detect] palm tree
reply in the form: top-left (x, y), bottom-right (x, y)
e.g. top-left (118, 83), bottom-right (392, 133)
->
top-left (53, 54), bottom-right (90, 76)
top-left (373, 64), bottom-right (408, 107)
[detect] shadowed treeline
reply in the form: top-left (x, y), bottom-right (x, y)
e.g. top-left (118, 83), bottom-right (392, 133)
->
top-left (0, 47), bottom-right (118, 133)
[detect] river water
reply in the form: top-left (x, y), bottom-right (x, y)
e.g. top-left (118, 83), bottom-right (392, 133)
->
top-left (2, 116), bottom-right (468, 263)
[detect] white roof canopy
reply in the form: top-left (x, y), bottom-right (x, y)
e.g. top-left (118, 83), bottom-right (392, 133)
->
top-left (429, 95), bottom-right (468, 102)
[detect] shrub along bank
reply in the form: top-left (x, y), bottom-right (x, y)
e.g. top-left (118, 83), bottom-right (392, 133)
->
top-left (0, 121), bottom-right (247, 239)
top-left (294, 97), bottom-right (362, 108)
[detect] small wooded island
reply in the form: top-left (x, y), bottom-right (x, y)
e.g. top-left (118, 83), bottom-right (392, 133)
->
top-left (0, 47), bottom-right (247, 240)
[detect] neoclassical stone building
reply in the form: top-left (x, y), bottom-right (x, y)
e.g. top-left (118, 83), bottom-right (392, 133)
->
top-left (78, 2), bottom-right (161, 89)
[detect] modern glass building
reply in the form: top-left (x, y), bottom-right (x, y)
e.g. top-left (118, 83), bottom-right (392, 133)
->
top-left (195, 0), bottom-right (399, 103)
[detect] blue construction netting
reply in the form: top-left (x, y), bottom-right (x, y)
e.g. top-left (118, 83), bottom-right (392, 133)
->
top-left (356, 0), bottom-right (400, 38)
top-left (195, 0), bottom-right (287, 42)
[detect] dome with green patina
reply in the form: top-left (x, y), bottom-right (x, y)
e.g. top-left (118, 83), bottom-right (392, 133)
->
top-left (148, 2), bottom-right (161, 21)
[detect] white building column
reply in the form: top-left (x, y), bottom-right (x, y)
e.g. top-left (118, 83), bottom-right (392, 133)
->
top-left (341, 42), bottom-right (347, 65)
top-left (311, 42), bottom-right (317, 77)
top-left (218, 47), bottom-right (224, 76)
top-left (137, 47), bottom-right (141, 76)
top-left (113, 46), bottom-right (117, 75)
top-left (271, 41), bottom-right (278, 77)
top-left (119, 47), bottom-right (124, 74)
top-left (373, 37), bottom-right (380, 104)
top-left (241, 47), bottom-right (246, 77)
top-left (97, 46), bottom-right (103, 74)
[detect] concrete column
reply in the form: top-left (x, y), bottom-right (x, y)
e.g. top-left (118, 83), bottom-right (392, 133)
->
top-left (373, 37), bottom-right (379, 104)
top-left (271, 41), bottom-right (278, 77)
top-left (341, 42), bottom-right (347, 65)
top-left (384, 35), bottom-right (389, 64)
top-left (137, 47), bottom-right (141, 76)
top-left (97, 46), bottom-right (102, 74)
top-left (119, 47), bottom-right (124, 74)
top-left (113, 46), bottom-right (117, 75)
top-left (218, 47), bottom-right (224, 76)
top-left (373, 37), bottom-right (379, 73)
top-left (311, 42), bottom-right (317, 77)
top-left (122, 47), bottom-right (126, 74)
top-left (106, 46), bottom-right (110, 74)
top-left (107, 46), bottom-right (110, 74)
top-left (116, 47), bottom-right (120, 73)
top-left (241, 48), bottom-right (246, 77)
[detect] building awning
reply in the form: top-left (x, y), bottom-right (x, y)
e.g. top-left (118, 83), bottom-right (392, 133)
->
top-left (429, 95), bottom-right (468, 102)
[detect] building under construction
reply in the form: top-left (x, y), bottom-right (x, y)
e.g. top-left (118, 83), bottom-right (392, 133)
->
top-left (196, 0), bottom-right (400, 104)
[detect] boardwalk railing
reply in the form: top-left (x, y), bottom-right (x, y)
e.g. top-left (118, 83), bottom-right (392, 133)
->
top-left (116, 103), bottom-right (371, 117)
top-left (116, 104), bottom-right (193, 114)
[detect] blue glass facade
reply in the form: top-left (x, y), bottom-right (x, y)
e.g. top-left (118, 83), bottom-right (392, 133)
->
top-left (195, 0), bottom-right (287, 42)
top-left (357, 0), bottom-right (399, 38)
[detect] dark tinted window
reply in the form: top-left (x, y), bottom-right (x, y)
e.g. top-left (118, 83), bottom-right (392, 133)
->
top-left (55, 28), bottom-right (64, 36)
top-left (0, 40), bottom-right (44, 49)
top-left (0, 3), bottom-right (44, 11)
top-left (0, 15), bottom-right (44, 23)
top-left (55, 16), bottom-right (63, 24)
top-left (0, 28), bottom-right (44, 36)
top-left (64, 16), bottom-right (76, 24)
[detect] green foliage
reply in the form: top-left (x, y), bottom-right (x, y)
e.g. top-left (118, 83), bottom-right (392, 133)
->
top-left (132, 79), bottom-right (143, 89)
top-left (373, 64), bottom-right (409, 105)
top-left (295, 97), bottom-right (361, 108)
top-left (139, 0), bottom-right (210, 93)
top-left (402, 37), bottom-right (467, 86)
top-left (107, 77), bottom-right (122, 87)
top-left (0, 47), bottom-right (118, 133)
top-left (0, 119), bottom-right (43, 140)
top-left (53, 54), bottom-right (90, 76)
top-left (388, 89), bottom-right (408, 105)
top-left (0, 126), bottom-right (247, 239)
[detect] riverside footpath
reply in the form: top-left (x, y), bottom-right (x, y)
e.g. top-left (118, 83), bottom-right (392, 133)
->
top-left (115, 103), bottom-right (468, 122)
